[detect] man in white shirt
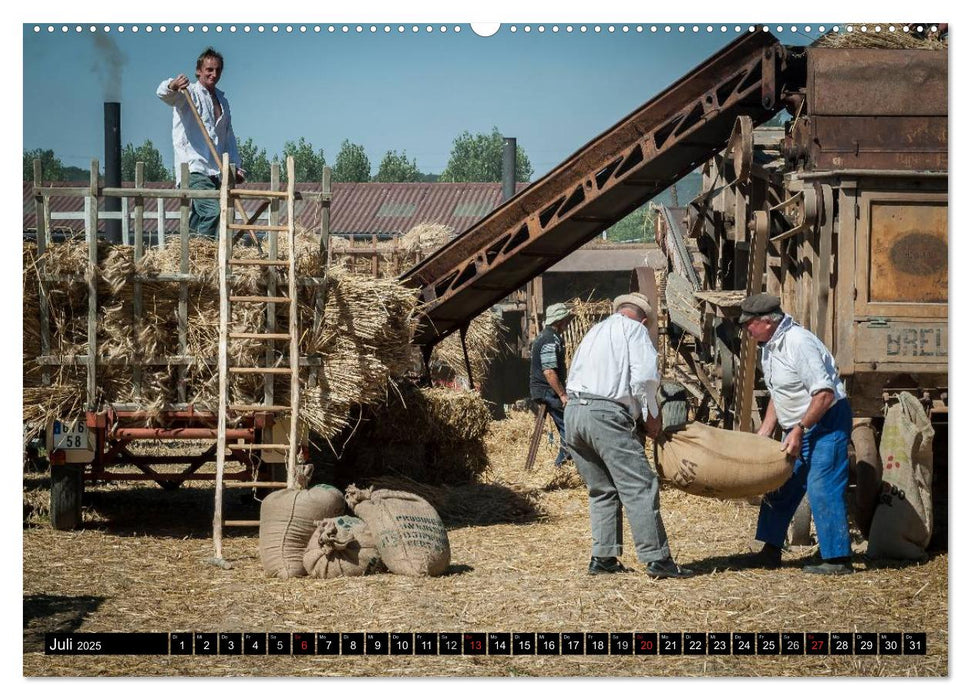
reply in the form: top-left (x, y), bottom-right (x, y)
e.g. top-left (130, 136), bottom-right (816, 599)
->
top-left (157, 47), bottom-right (244, 237)
top-left (737, 293), bottom-right (853, 575)
top-left (565, 293), bottom-right (694, 579)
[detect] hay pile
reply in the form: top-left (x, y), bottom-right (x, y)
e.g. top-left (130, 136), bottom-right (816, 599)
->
top-left (561, 297), bottom-right (613, 365)
top-left (336, 383), bottom-right (493, 485)
top-left (22, 234), bottom-right (418, 442)
top-left (327, 223), bottom-right (454, 278)
top-left (813, 25), bottom-right (947, 49)
top-left (429, 311), bottom-right (504, 387)
top-left (397, 222), bottom-right (453, 257)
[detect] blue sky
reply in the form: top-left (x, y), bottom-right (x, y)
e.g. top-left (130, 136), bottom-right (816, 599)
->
top-left (24, 22), bottom-right (819, 179)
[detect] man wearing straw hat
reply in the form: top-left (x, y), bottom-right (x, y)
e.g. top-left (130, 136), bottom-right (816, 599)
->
top-left (157, 47), bottom-right (244, 238)
top-left (735, 293), bottom-right (853, 575)
top-left (529, 302), bottom-right (574, 467)
top-left (565, 293), bottom-right (694, 579)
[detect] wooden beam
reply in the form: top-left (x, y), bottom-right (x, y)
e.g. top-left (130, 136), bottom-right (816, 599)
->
top-left (85, 191), bottom-right (98, 408)
top-left (33, 160), bottom-right (51, 386)
top-left (178, 163), bottom-right (190, 403)
top-left (286, 155), bottom-right (300, 489)
top-left (133, 162), bottom-right (145, 396)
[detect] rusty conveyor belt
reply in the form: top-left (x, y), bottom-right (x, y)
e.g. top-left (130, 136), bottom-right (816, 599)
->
top-left (403, 31), bottom-right (788, 348)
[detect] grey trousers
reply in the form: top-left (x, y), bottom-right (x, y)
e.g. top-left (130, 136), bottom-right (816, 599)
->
top-left (565, 397), bottom-right (671, 563)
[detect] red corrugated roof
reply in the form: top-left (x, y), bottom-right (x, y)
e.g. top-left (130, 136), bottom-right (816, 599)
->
top-left (23, 181), bottom-right (528, 238)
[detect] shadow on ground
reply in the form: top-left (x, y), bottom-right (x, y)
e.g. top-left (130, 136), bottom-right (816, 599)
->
top-left (23, 594), bottom-right (104, 652)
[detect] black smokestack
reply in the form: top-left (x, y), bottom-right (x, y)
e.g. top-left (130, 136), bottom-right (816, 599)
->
top-left (104, 102), bottom-right (122, 243)
top-left (502, 137), bottom-right (516, 202)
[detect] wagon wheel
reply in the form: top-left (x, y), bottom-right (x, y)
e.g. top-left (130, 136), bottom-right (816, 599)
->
top-left (50, 464), bottom-right (84, 530)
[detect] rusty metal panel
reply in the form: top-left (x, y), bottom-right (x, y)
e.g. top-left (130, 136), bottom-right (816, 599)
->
top-left (868, 200), bottom-right (947, 303)
top-left (808, 48), bottom-right (947, 116)
top-left (811, 116), bottom-right (947, 171)
top-left (854, 320), bottom-right (947, 365)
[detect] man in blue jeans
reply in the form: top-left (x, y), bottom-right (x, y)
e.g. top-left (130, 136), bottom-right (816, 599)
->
top-left (529, 303), bottom-right (573, 466)
top-left (736, 293), bottom-right (854, 575)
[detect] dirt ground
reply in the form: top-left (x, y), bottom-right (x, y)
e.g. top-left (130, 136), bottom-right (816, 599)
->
top-left (22, 413), bottom-right (948, 678)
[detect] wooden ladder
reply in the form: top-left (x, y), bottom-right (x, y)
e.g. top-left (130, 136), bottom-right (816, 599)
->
top-left (212, 155), bottom-right (301, 565)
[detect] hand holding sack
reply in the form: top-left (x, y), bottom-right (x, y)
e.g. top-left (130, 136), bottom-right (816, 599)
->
top-left (655, 422), bottom-right (794, 499)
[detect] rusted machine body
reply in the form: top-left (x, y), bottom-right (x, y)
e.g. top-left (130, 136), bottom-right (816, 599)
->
top-left (657, 44), bottom-right (947, 541)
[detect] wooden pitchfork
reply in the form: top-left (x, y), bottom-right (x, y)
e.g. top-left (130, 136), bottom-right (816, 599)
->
top-left (179, 88), bottom-right (264, 254)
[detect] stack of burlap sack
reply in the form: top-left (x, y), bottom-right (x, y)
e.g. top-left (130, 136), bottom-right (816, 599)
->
top-left (258, 482), bottom-right (451, 579)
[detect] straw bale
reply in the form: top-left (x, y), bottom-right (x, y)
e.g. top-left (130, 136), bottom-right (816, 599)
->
top-left (561, 297), bottom-right (613, 365)
top-left (813, 26), bottom-right (947, 49)
top-left (397, 222), bottom-right (453, 257)
top-left (430, 311), bottom-right (504, 386)
top-left (22, 235), bottom-right (419, 440)
top-left (364, 383), bottom-right (492, 444)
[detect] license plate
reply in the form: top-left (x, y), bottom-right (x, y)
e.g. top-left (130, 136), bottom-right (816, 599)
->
top-left (52, 420), bottom-right (89, 451)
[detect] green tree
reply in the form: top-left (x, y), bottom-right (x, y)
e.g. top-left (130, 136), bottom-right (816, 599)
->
top-left (439, 127), bottom-right (533, 183)
top-left (24, 148), bottom-right (64, 181)
top-left (332, 140), bottom-right (371, 182)
top-left (374, 149), bottom-right (423, 182)
top-left (604, 204), bottom-right (655, 243)
top-left (121, 139), bottom-right (171, 181)
top-left (282, 137), bottom-right (327, 182)
top-left (238, 137), bottom-right (272, 182)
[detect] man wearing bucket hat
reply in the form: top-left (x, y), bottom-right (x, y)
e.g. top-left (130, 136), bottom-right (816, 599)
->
top-left (565, 293), bottom-right (694, 579)
top-left (529, 302), bottom-right (575, 466)
top-left (736, 293), bottom-right (853, 575)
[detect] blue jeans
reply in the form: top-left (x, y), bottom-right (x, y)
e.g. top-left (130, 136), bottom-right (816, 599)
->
top-left (536, 395), bottom-right (569, 466)
top-left (188, 172), bottom-right (220, 238)
top-left (756, 398), bottom-right (852, 560)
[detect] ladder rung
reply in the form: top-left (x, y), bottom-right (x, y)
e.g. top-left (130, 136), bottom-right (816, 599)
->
top-left (229, 223), bottom-right (290, 232)
top-left (230, 189), bottom-right (289, 199)
top-left (228, 258), bottom-right (289, 267)
top-left (229, 295), bottom-right (291, 303)
top-left (229, 367), bottom-right (293, 375)
top-left (229, 332), bottom-right (291, 340)
top-left (231, 443), bottom-right (290, 450)
top-left (223, 520), bottom-right (261, 527)
top-left (229, 404), bottom-right (293, 412)
top-left (226, 481), bottom-right (289, 489)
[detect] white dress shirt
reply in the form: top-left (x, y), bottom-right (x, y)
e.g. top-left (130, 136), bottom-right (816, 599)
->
top-left (760, 314), bottom-right (847, 428)
top-left (156, 79), bottom-right (241, 185)
top-left (566, 313), bottom-right (660, 420)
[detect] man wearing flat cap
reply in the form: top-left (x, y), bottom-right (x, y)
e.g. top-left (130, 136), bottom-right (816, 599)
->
top-left (565, 293), bottom-right (694, 579)
top-left (737, 293), bottom-right (854, 575)
top-left (529, 302), bottom-right (574, 467)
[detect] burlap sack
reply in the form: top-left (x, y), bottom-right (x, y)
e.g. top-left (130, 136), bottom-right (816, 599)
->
top-left (867, 392), bottom-right (935, 560)
top-left (345, 485), bottom-right (450, 576)
top-left (303, 516), bottom-right (384, 578)
top-left (259, 485), bottom-right (345, 578)
top-left (655, 422), bottom-right (793, 499)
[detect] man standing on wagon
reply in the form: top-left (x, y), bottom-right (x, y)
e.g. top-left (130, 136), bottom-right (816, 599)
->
top-left (157, 47), bottom-right (244, 238)
top-left (735, 293), bottom-right (854, 575)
